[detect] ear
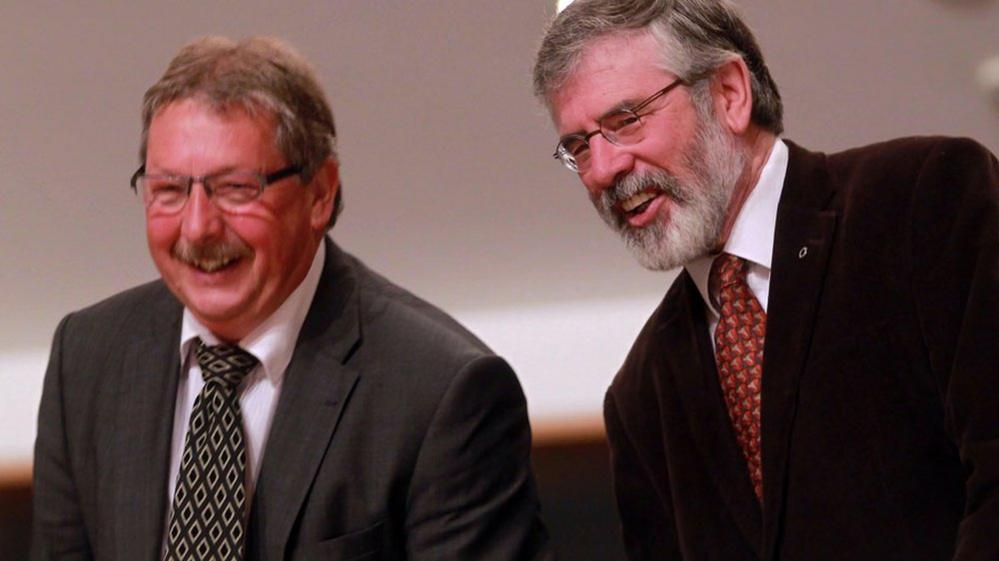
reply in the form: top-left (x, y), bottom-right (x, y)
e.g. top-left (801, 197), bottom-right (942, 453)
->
top-left (308, 157), bottom-right (339, 232)
top-left (709, 57), bottom-right (754, 135)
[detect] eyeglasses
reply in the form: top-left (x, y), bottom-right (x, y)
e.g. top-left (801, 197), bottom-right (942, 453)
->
top-left (130, 164), bottom-right (302, 214)
top-left (552, 78), bottom-right (686, 173)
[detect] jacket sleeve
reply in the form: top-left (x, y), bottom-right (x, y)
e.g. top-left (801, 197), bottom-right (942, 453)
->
top-left (604, 389), bottom-right (681, 561)
top-left (403, 355), bottom-right (552, 561)
top-left (31, 313), bottom-right (94, 561)
top-left (908, 138), bottom-right (999, 560)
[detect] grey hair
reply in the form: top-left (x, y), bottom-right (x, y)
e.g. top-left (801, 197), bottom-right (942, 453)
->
top-left (140, 36), bottom-right (343, 228)
top-left (533, 0), bottom-right (783, 134)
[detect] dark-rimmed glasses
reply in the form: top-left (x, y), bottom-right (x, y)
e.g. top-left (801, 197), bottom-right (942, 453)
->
top-left (130, 164), bottom-right (302, 214)
top-left (553, 78), bottom-right (686, 173)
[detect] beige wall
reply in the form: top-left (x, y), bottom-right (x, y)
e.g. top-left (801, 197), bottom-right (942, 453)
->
top-left (2, 0), bottom-right (997, 466)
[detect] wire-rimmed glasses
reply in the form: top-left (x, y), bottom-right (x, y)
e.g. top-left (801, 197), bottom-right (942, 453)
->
top-left (553, 78), bottom-right (685, 173)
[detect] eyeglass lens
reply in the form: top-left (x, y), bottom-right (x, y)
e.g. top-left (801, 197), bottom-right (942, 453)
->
top-left (555, 79), bottom-right (684, 173)
top-left (138, 173), bottom-right (264, 213)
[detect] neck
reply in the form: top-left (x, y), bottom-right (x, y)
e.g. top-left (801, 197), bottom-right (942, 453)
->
top-left (714, 128), bottom-right (777, 250)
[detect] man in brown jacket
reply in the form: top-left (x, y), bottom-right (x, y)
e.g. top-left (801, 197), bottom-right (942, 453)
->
top-left (533, 1), bottom-right (998, 559)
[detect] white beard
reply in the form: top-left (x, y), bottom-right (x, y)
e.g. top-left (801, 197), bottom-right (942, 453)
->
top-left (593, 107), bottom-right (747, 271)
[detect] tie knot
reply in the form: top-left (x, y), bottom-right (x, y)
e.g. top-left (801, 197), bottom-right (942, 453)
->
top-left (709, 253), bottom-right (748, 306)
top-left (712, 253), bottom-right (746, 285)
top-left (194, 338), bottom-right (259, 389)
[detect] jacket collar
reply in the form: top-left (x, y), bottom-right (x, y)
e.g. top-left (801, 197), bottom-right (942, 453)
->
top-left (760, 140), bottom-right (838, 561)
top-left (247, 239), bottom-right (363, 560)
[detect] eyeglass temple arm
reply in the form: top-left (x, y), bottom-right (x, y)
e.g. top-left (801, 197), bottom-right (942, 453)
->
top-left (130, 165), bottom-right (146, 192)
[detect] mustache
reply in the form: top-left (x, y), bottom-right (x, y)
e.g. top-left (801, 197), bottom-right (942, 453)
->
top-left (601, 169), bottom-right (691, 209)
top-left (172, 237), bottom-right (253, 265)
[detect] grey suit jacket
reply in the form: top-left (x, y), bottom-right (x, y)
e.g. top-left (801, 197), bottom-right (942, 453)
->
top-left (32, 240), bottom-right (551, 561)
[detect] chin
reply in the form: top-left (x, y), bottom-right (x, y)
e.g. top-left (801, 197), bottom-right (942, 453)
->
top-left (622, 216), bottom-right (714, 272)
top-left (179, 288), bottom-right (250, 325)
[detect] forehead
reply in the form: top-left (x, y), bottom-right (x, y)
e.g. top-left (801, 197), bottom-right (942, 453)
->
top-left (550, 32), bottom-right (674, 135)
top-left (146, 98), bottom-right (280, 170)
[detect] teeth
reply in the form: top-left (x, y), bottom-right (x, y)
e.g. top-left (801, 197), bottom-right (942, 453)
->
top-left (192, 257), bottom-right (235, 272)
top-left (622, 191), bottom-right (657, 212)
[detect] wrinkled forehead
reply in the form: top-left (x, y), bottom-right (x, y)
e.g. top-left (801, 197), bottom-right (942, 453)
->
top-left (549, 32), bottom-right (672, 135)
top-left (145, 97), bottom-right (284, 172)
top-left (142, 94), bottom-right (282, 157)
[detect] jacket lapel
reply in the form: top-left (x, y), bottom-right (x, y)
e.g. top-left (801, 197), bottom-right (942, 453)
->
top-left (760, 141), bottom-right (838, 560)
top-left (112, 292), bottom-right (182, 561)
top-left (661, 273), bottom-right (763, 556)
top-left (249, 241), bottom-right (363, 561)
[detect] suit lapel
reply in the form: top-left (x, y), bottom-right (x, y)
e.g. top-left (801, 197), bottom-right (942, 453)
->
top-left (112, 293), bottom-right (182, 561)
top-left (250, 241), bottom-right (363, 561)
top-left (760, 141), bottom-right (838, 561)
top-left (661, 273), bottom-right (763, 556)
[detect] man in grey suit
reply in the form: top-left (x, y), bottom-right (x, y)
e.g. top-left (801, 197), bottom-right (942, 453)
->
top-left (32, 36), bottom-right (550, 561)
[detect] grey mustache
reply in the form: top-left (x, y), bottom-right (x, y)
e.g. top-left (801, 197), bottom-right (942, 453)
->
top-left (172, 239), bottom-right (253, 265)
top-left (604, 170), bottom-right (690, 208)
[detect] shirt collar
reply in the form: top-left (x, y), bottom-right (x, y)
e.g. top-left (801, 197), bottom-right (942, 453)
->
top-left (687, 138), bottom-right (788, 309)
top-left (180, 237), bottom-right (327, 385)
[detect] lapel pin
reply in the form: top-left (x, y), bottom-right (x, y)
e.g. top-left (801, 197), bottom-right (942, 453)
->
top-left (798, 246), bottom-right (808, 259)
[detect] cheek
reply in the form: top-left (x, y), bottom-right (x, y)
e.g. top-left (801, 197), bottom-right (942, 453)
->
top-left (221, 215), bottom-right (288, 267)
top-left (146, 216), bottom-right (179, 254)
top-left (635, 136), bottom-right (678, 167)
top-left (261, 212), bottom-right (320, 274)
top-left (583, 181), bottom-right (604, 203)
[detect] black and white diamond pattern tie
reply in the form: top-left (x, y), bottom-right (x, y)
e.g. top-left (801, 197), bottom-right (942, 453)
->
top-left (164, 338), bottom-right (258, 561)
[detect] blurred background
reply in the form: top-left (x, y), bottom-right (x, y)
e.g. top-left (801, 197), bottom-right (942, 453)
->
top-left (2, 0), bottom-right (996, 558)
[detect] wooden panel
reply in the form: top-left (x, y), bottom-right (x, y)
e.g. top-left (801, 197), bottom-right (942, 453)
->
top-left (532, 436), bottom-right (626, 561)
top-left (0, 480), bottom-right (31, 561)
top-left (3, 437), bottom-right (625, 561)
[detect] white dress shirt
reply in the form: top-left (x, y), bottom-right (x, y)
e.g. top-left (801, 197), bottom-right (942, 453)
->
top-left (165, 238), bottom-right (326, 520)
top-left (685, 138), bottom-right (789, 344)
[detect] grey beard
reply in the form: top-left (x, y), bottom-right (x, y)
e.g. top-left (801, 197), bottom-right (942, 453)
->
top-left (593, 113), bottom-right (747, 271)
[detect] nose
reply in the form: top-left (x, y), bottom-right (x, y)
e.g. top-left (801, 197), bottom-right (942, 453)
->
top-left (583, 135), bottom-right (634, 197)
top-left (180, 182), bottom-right (225, 242)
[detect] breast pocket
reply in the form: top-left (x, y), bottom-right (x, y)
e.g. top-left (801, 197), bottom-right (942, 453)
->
top-left (289, 520), bottom-right (385, 561)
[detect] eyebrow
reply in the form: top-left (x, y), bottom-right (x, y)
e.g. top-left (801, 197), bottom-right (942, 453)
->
top-left (598, 97), bottom-right (643, 122)
top-left (145, 165), bottom-right (242, 177)
top-left (557, 95), bottom-right (646, 143)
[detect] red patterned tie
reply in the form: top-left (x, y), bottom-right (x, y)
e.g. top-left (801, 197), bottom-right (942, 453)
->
top-left (710, 254), bottom-right (765, 500)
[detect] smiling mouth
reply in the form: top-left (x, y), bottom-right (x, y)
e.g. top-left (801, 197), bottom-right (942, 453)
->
top-left (186, 255), bottom-right (243, 273)
top-left (621, 191), bottom-right (659, 216)
top-left (173, 238), bottom-right (253, 274)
